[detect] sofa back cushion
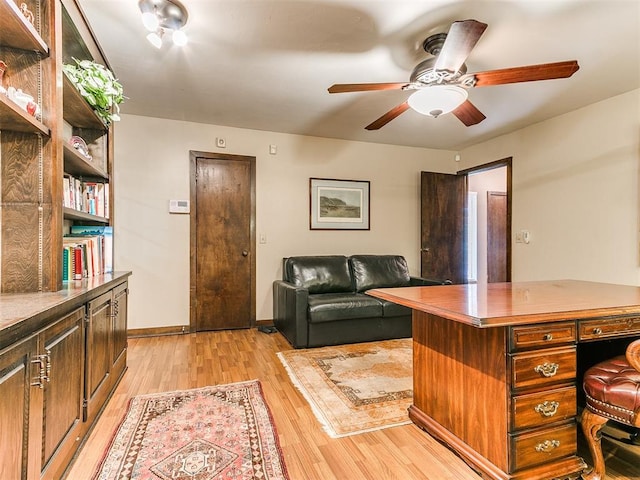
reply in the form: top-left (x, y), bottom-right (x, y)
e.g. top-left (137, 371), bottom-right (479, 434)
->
top-left (284, 256), bottom-right (353, 294)
top-left (350, 255), bottom-right (411, 292)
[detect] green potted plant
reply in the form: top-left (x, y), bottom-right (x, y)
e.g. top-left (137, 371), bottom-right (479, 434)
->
top-left (63, 58), bottom-right (124, 125)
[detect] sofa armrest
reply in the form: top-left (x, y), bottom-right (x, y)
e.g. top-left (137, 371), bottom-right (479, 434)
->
top-left (273, 280), bottom-right (310, 348)
top-left (626, 338), bottom-right (640, 372)
top-left (410, 276), bottom-right (452, 286)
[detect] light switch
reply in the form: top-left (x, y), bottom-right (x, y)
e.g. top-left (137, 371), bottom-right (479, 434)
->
top-left (259, 233), bottom-right (267, 244)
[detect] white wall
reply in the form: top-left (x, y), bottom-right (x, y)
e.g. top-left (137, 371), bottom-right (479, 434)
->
top-left (460, 89), bottom-right (640, 286)
top-left (114, 89), bottom-right (640, 329)
top-left (112, 117), bottom-right (454, 328)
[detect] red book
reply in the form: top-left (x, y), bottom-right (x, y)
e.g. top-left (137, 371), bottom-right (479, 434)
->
top-left (73, 246), bottom-right (83, 280)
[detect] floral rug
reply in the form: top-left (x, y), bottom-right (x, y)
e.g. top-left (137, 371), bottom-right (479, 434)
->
top-left (92, 380), bottom-right (289, 480)
top-left (277, 338), bottom-right (412, 438)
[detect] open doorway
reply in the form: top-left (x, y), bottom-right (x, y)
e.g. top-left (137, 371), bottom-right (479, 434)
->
top-left (464, 160), bottom-right (511, 283)
top-left (420, 158), bottom-right (511, 284)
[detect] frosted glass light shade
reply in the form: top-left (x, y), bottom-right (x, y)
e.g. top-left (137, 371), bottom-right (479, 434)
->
top-left (408, 85), bottom-right (468, 118)
top-left (141, 11), bottom-right (159, 31)
top-left (172, 29), bottom-right (188, 46)
top-left (146, 31), bottom-right (163, 49)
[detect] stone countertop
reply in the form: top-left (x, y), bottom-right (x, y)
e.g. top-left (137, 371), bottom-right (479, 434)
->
top-left (0, 272), bottom-right (131, 333)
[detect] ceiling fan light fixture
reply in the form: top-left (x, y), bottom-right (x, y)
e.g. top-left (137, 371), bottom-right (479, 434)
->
top-left (408, 85), bottom-right (468, 118)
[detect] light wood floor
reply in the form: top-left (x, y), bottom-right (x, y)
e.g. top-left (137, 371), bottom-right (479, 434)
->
top-left (66, 329), bottom-right (639, 480)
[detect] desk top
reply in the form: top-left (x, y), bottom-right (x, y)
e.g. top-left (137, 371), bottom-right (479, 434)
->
top-left (368, 280), bottom-right (640, 327)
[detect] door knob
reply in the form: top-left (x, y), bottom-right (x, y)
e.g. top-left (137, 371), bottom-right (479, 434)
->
top-left (242, 250), bottom-right (249, 256)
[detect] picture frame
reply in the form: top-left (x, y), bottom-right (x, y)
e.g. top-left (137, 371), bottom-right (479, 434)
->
top-left (309, 177), bottom-right (370, 230)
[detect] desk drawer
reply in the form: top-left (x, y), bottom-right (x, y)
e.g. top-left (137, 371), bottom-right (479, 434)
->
top-left (510, 422), bottom-right (576, 472)
top-left (579, 316), bottom-right (640, 341)
top-left (511, 347), bottom-right (576, 389)
top-left (510, 322), bottom-right (576, 351)
top-left (511, 386), bottom-right (576, 431)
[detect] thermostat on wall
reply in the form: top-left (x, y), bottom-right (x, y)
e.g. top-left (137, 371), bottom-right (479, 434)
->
top-left (169, 199), bottom-right (190, 214)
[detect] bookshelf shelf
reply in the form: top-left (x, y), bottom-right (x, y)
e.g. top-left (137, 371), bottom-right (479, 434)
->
top-left (63, 207), bottom-right (108, 224)
top-left (0, 0), bottom-right (49, 55)
top-left (0, 95), bottom-right (50, 135)
top-left (63, 143), bottom-right (108, 179)
top-left (63, 73), bottom-right (107, 130)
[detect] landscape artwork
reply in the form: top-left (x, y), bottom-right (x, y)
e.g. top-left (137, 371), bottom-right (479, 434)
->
top-left (310, 178), bottom-right (370, 230)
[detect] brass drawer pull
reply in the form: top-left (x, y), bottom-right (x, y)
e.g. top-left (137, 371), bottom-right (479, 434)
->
top-left (592, 327), bottom-right (602, 335)
top-left (535, 439), bottom-right (560, 453)
top-left (534, 400), bottom-right (560, 417)
top-left (543, 333), bottom-right (553, 341)
top-left (534, 362), bottom-right (559, 377)
top-left (30, 354), bottom-right (48, 389)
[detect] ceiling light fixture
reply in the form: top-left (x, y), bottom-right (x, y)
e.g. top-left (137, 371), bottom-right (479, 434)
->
top-left (407, 85), bottom-right (468, 118)
top-left (138, 0), bottom-right (189, 48)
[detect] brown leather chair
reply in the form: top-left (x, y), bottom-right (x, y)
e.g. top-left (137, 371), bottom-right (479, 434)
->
top-left (581, 338), bottom-right (640, 480)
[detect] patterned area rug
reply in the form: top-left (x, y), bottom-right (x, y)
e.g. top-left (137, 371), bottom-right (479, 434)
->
top-left (93, 380), bottom-right (289, 480)
top-left (277, 338), bottom-right (412, 438)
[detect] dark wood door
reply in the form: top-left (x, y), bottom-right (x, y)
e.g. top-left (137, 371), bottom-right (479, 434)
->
top-left (420, 171), bottom-right (467, 284)
top-left (192, 153), bottom-right (255, 331)
top-left (487, 191), bottom-right (508, 283)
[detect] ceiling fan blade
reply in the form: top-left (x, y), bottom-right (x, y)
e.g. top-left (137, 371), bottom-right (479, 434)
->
top-left (434, 19), bottom-right (488, 73)
top-left (471, 60), bottom-right (579, 86)
top-left (365, 102), bottom-right (410, 130)
top-left (328, 83), bottom-right (409, 94)
top-left (452, 100), bottom-right (486, 126)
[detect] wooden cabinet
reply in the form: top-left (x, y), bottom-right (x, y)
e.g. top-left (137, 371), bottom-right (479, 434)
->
top-left (0, 0), bottom-right (115, 293)
top-left (40, 307), bottom-right (84, 480)
top-left (1, 3), bottom-right (125, 477)
top-left (0, 306), bottom-right (84, 480)
top-left (0, 274), bottom-right (129, 480)
top-left (0, 334), bottom-right (39, 480)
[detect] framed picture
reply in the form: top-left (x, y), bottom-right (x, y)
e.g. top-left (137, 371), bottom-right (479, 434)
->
top-left (309, 178), bottom-right (370, 230)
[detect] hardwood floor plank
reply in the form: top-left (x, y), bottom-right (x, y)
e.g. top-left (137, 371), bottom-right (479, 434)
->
top-left (65, 329), bottom-right (638, 480)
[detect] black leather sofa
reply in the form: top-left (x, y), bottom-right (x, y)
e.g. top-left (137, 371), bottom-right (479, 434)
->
top-left (273, 254), bottom-right (445, 348)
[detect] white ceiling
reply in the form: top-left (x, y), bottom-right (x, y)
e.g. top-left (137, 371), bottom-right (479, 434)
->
top-left (77, 0), bottom-right (639, 151)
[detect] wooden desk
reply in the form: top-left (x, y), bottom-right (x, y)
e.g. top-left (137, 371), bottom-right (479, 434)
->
top-left (368, 280), bottom-right (640, 480)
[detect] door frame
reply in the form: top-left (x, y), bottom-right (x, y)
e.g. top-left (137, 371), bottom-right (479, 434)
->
top-left (458, 157), bottom-right (512, 282)
top-left (188, 151), bottom-right (256, 332)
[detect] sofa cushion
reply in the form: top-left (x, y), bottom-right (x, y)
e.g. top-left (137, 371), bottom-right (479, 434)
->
top-left (350, 255), bottom-right (411, 293)
top-left (380, 300), bottom-right (411, 317)
top-left (307, 293), bottom-right (383, 323)
top-left (285, 256), bottom-right (352, 294)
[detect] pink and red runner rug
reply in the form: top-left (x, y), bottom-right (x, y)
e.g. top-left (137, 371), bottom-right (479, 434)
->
top-left (93, 380), bottom-right (289, 480)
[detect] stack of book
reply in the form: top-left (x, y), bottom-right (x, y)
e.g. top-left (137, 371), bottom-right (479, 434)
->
top-left (63, 226), bottom-right (113, 281)
top-left (63, 175), bottom-right (109, 218)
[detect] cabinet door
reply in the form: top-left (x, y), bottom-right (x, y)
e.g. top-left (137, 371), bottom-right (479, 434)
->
top-left (40, 307), bottom-right (84, 479)
top-left (84, 291), bottom-right (112, 422)
top-left (0, 335), bottom-right (39, 480)
top-left (111, 282), bottom-right (128, 379)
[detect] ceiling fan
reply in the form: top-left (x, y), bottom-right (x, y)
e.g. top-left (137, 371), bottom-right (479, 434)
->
top-left (328, 19), bottom-right (579, 130)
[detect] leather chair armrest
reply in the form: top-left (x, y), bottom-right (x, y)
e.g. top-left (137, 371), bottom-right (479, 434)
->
top-left (626, 338), bottom-right (640, 372)
top-left (273, 280), bottom-right (309, 348)
top-left (410, 276), bottom-right (452, 286)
